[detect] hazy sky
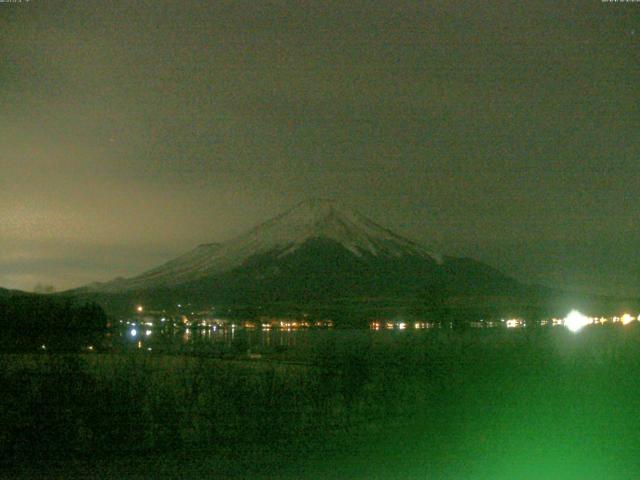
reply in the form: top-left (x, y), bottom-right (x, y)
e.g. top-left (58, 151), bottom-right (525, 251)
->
top-left (1, 0), bottom-right (638, 295)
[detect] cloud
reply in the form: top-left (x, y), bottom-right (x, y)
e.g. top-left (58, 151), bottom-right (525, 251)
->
top-left (0, 1), bottom-right (638, 295)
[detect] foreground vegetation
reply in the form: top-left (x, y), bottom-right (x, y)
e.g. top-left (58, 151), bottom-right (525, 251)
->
top-left (2, 325), bottom-right (640, 479)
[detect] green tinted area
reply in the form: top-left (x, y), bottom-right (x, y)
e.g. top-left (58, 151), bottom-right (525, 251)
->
top-left (2, 325), bottom-right (639, 479)
top-left (289, 327), bottom-right (640, 479)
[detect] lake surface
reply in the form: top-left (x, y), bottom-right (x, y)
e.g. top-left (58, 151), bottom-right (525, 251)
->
top-left (111, 324), bottom-right (418, 358)
top-left (4, 323), bottom-right (640, 479)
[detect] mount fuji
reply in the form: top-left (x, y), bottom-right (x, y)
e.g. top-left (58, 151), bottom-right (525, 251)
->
top-left (82, 199), bottom-right (524, 313)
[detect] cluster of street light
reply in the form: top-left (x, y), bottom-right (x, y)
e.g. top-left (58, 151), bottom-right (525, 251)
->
top-left (369, 311), bottom-right (639, 333)
top-left (559, 310), bottom-right (638, 333)
top-left (131, 304), bottom-right (637, 336)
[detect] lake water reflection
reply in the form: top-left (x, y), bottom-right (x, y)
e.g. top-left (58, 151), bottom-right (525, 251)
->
top-left (113, 325), bottom-right (350, 356)
top-left (109, 323), bottom-right (434, 359)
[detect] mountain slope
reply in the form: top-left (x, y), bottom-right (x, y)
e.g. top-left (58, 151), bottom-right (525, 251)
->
top-left (90, 199), bottom-right (441, 292)
top-left (81, 199), bottom-right (527, 315)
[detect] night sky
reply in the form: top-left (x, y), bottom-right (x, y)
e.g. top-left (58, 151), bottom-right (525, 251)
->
top-left (1, 1), bottom-right (638, 295)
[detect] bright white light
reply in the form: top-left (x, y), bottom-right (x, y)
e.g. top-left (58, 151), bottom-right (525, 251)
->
top-left (136, 305), bottom-right (143, 313)
top-left (621, 313), bottom-right (634, 325)
top-left (506, 319), bottom-right (520, 329)
top-left (564, 310), bottom-right (590, 333)
top-left (130, 328), bottom-right (137, 337)
top-left (145, 329), bottom-right (152, 336)
top-left (398, 322), bottom-right (406, 330)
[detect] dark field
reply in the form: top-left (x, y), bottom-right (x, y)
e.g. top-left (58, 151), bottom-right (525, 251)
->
top-left (2, 326), bottom-right (640, 479)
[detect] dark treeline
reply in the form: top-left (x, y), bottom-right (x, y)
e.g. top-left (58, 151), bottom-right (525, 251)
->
top-left (0, 294), bottom-right (108, 351)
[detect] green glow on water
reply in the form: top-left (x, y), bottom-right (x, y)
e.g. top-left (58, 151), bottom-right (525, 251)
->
top-left (294, 328), bottom-right (640, 479)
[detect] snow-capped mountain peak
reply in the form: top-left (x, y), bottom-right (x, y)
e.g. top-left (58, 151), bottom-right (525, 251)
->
top-left (241, 198), bottom-right (434, 258)
top-left (90, 199), bottom-right (439, 291)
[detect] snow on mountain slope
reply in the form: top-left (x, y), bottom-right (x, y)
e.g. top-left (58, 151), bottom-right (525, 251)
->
top-left (226, 198), bottom-right (437, 259)
top-left (90, 199), bottom-right (440, 292)
top-left (103, 242), bottom-right (223, 290)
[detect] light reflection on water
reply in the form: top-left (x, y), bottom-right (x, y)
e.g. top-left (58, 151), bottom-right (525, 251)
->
top-left (115, 326), bottom-right (345, 353)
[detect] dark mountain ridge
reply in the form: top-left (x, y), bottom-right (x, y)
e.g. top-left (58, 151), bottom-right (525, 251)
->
top-left (66, 199), bottom-right (638, 321)
top-left (70, 200), bottom-right (531, 317)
